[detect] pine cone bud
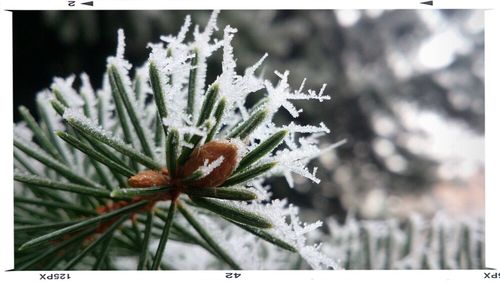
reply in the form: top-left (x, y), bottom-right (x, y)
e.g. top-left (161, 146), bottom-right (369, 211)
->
top-left (128, 168), bottom-right (169, 188)
top-left (182, 140), bottom-right (239, 188)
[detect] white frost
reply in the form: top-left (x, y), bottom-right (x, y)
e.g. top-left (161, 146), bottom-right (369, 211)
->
top-left (199, 156), bottom-right (225, 176)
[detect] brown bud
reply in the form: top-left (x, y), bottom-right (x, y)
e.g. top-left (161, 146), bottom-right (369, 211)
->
top-left (182, 140), bottom-right (239, 188)
top-left (128, 168), bottom-right (169, 188)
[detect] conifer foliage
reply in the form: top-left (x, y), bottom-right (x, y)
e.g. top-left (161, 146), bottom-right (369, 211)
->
top-left (13, 11), bottom-right (342, 270)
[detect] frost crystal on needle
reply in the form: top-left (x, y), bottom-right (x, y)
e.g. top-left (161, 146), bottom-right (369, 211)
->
top-left (199, 156), bottom-right (225, 176)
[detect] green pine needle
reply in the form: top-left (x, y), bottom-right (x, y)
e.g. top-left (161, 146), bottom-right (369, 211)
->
top-left (190, 197), bottom-right (273, 229)
top-left (36, 99), bottom-right (72, 164)
top-left (177, 201), bottom-right (242, 270)
top-left (18, 200), bottom-right (148, 251)
top-left (196, 83), bottom-right (219, 127)
top-left (14, 137), bottom-right (102, 188)
top-left (152, 212), bottom-right (219, 258)
top-left (166, 129), bottom-right (179, 177)
top-left (149, 62), bottom-right (169, 124)
top-left (14, 173), bottom-right (114, 199)
top-left (230, 220), bottom-right (297, 252)
top-left (236, 130), bottom-right (287, 171)
top-left (50, 99), bottom-right (66, 116)
top-left (151, 201), bottom-right (176, 270)
top-left (15, 220), bottom-right (83, 233)
top-left (187, 50), bottom-right (199, 119)
top-left (205, 98), bottom-right (226, 143)
top-left (64, 115), bottom-right (162, 170)
top-left (107, 67), bottom-right (136, 148)
top-left (223, 162), bottom-right (278, 187)
top-left (19, 106), bottom-right (63, 161)
top-left (227, 108), bottom-right (268, 139)
top-left (51, 89), bottom-right (70, 107)
top-left (177, 121), bottom-right (210, 166)
top-left (137, 211), bottom-right (153, 270)
top-left (14, 196), bottom-right (98, 216)
top-left (110, 186), bottom-right (173, 198)
top-left (184, 186), bottom-right (257, 201)
top-left (108, 65), bottom-right (154, 159)
top-left (63, 215), bottom-right (129, 270)
top-left (16, 228), bottom-right (96, 270)
top-left (56, 131), bottom-right (135, 177)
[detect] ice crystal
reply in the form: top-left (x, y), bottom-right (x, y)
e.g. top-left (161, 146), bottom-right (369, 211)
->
top-left (63, 109), bottom-right (125, 147)
top-left (79, 73), bottom-right (98, 120)
top-left (199, 156), bottom-right (225, 177)
top-left (13, 122), bottom-right (33, 141)
top-left (265, 71), bottom-right (330, 119)
top-left (51, 75), bottom-right (84, 108)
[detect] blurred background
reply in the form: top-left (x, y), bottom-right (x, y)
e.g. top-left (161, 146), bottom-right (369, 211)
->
top-left (13, 10), bottom-right (484, 224)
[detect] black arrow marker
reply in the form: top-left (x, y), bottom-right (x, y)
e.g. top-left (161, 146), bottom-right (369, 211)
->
top-left (81, 1), bottom-right (93, 6)
top-left (421, 0), bottom-right (433, 6)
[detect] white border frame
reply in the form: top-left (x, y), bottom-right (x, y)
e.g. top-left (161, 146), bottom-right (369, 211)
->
top-left (0, 1), bottom-right (498, 281)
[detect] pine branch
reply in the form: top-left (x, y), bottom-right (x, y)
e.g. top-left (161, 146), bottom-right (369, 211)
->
top-left (13, 12), bottom-right (347, 270)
